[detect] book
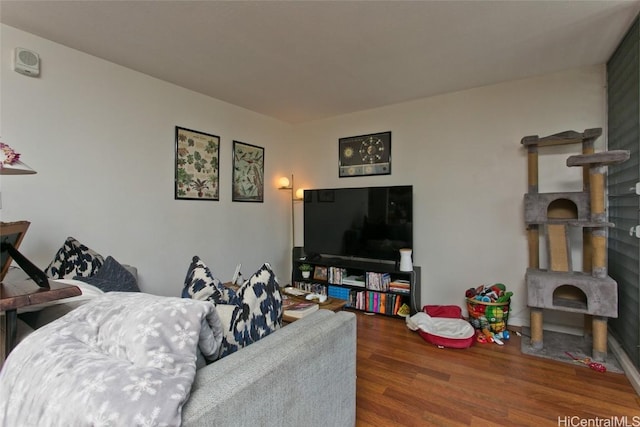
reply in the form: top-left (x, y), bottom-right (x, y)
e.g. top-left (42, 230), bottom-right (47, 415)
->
top-left (284, 301), bottom-right (319, 319)
top-left (390, 280), bottom-right (411, 294)
top-left (366, 272), bottom-right (391, 291)
top-left (343, 275), bottom-right (366, 287)
top-left (282, 295), bottom-right (297, 310)
top-left (393, 296), bottom-right (402, 315)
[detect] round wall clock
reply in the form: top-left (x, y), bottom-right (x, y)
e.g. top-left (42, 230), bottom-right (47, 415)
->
top-left (359, 136), bottom-right (386, 163)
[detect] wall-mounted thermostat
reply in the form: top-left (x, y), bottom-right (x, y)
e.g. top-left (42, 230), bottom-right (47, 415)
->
top-left (13, 48), bottom-right (40, 77)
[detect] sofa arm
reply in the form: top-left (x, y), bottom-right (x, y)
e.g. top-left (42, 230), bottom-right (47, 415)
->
top-left (182, 309), bottom-right (357, 427)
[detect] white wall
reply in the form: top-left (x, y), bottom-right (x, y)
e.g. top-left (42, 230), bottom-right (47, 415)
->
top-left (289, 66), bottom-right (607, 328)
top-left (1, 25), bottom-right (294, 295)
top-left (1, 24), bottom-right (608, 328)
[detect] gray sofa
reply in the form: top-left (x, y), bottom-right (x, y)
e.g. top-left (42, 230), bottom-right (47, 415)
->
top-left (183, 309), bottom-right (357, 427)
top-left (13, 304), bottom-right (357, 426)
top-left (6, 262), bottom-right (357, 426)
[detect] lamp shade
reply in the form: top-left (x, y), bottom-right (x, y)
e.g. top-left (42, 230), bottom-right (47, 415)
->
top-left (278, 176), bottom-right (290, 188)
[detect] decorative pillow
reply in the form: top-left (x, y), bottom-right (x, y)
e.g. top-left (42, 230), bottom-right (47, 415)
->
top-left (45, 237), bottom-right (104, 279)
top-left (220, 263), bottom-right (282, 358)
top-left (74, 256), bottom-right (139, 292)
top-left (182, 256), bottom-right (238, 305)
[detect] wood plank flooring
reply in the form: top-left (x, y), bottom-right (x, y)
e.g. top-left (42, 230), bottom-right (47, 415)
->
top-left (354, 311), bottom-right (640, 426)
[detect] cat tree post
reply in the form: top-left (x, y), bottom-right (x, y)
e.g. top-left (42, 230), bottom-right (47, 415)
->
top-left (566, 150), bottom-right (629, 359)
top-left (592, 316), bottom-right (609, 361)
top-left (526, 144), bottom-right (540, 270)
top-left (582, 139), bottom-right (595, 273)
top-left (525, 142), bottom-right (543, 348)
top-left (529, 308), bottom-right (544, 350)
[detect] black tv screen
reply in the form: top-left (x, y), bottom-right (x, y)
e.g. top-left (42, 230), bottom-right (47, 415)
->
top-left (303, 185), bottom-right (413, 262)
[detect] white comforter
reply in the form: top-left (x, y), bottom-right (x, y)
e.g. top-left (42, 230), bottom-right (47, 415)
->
top-left (0, 292), bottom-right (223, 426)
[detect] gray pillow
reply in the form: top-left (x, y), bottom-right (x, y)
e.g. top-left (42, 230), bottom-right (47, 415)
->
top-left (74, 256), bottom-right (139, 292)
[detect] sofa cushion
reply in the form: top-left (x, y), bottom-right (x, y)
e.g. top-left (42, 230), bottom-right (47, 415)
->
top-left (182, 256), bottom-right (238, 305)
top-left (45, 237), bottom-right (104, 279)
top-left (74, 256), bottom-right (139, 292)
top-left (221, 263), bottom-right (283, 357)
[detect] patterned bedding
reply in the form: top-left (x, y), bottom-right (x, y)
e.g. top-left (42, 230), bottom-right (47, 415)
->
top-left (0, 292), bottom-right (223, 426)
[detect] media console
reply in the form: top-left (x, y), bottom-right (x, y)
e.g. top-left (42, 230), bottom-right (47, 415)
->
top-left (291, 247), bottom-right (421, 317)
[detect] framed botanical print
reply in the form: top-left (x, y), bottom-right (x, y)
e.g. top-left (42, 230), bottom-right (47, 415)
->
top-left (339, 131), bottom-right (391, 177)
top-left (232, 140), bottom-right (264, 202)
top-left (175, 126), bottom-right (220, 201)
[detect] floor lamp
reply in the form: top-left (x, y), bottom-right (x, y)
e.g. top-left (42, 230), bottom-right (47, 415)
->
top-left (278, 175), bottom-right (304, 249)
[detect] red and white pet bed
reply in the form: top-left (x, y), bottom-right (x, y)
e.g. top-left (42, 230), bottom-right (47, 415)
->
top-left (406, 305), bottom-right (475, 349)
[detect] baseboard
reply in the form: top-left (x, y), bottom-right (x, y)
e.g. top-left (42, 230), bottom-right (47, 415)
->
top-left (609, 334), bottom-right (640, 396)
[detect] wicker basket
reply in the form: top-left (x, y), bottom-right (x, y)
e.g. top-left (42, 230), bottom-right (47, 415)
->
top-left (465, 298), bottom-right (510, 333)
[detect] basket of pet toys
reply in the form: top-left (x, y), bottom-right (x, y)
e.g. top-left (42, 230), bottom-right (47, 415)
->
top-left (465, 283), bottom-right (512, 345)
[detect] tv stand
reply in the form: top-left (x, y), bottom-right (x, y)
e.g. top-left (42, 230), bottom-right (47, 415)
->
top-left (291, 247), bottom-right (421, 317)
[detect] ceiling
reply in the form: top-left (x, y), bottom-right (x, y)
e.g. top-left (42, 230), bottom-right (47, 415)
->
top-left (2, 0), bottom-right (640, 124)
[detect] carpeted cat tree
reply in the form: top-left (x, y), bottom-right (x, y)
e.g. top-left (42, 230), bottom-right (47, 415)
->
top-left (522, 128), bottom-right (629, 362)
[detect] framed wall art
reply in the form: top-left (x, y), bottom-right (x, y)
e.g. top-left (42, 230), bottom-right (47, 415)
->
top-left (175, 126), bottom-right (220, 201)
top-left (338, 131), bottom-right (391, 177)
top-left (232, 140), bottom-right (264, 202)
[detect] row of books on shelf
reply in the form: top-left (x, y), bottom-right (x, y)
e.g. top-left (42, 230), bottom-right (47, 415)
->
top-left (349, 290), bottom-right (406, 316)
top-left (366, 272), bottom-right (393, 291)
top-left (291, 283), bottom-right (409, 317)
top-left (324, 268), bottom-right (409, 292)
top-left (292, 281), bottom-right (324, 294)
top-left (328, 268), bottom-right (366, 287)
top-left (294, 279), bottom-right (410, 297)
top-left (327, 267), bottom-right (347, 285)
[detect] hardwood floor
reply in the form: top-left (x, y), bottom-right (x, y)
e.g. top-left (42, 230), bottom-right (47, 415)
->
top-left (354, 311), bottom-right (640, 426)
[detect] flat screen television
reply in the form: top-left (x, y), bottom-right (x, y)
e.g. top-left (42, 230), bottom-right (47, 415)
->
top-left (303, 185), bottom-right (412, 263)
